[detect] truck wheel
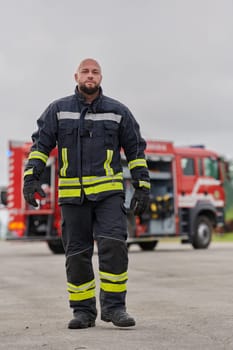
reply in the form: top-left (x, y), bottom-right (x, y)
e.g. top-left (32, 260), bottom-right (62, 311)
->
top-left (47, 240), bottom-right (65, 254)
top-left (192, 216), bottom-right (212, 249)
top-left (138, 241), bottom-right (158, 251)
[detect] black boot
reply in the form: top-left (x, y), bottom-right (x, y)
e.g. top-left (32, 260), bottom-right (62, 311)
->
top-left (101, 309), bottom-right (136, 327)
top-left (68, 312), bottom-right (96, 329)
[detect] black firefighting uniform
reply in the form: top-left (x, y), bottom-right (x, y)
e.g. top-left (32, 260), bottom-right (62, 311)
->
top-left (24, 87), bottom-right (150, 318)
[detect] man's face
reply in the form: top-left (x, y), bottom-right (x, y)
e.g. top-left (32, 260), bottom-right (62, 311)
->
top-left (75, 59), bottom-right (102, 95)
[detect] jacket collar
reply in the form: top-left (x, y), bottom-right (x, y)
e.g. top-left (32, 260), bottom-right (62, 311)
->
top-left (75, 86), bottom-right (103, 112)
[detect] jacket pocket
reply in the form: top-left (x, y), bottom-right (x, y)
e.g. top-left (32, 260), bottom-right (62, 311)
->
top-left (104, 121), bottom-right (119, 148)
top-left (58, 118), bottom-right (78, 146)
top-left (58, 127), bottom-right (76, 147)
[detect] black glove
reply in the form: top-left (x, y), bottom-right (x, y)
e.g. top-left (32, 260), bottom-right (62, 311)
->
top-left (130, 188), bottom-right (150, 216)
top-left (23, 178), bottom-right (46, 207)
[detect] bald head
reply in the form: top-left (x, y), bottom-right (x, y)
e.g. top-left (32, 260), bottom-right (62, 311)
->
top-left (74, 58), bottom-right (102, 100)
top-left (76, 58), bottom-right (102, 74)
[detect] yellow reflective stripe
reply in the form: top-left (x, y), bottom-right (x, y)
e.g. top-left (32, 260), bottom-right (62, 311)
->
top-left (24, 168), bottom-right (33, 177)
top-left (83, 173), bottom-right (123, 183)
top-left (82, 174), bottom-right (123, 185)
top-left (59, 188), bottom-right (81, 198)
top-left (58, 173), bottom-right (123, 198)
top-left (28, 151), bottom-right (48, 164)
top-left (128, 158), bottom-right (148, 170)
top-left (59, 183), bottom-right (123, 198)
top-left (58, 173), bottom-right (123, 187)
top-left (104, 150), bottom-right (114, 176)
top-left (60, 148), bottom-right (68, 177)
top-left (99, 271), bottom-right (128, 282)
top-left (59, 178), bottom-right (81, 186)
top-left (69, 289), bottom-right (95, 301)
top-left (100, 282), bottom-right (127, 293)
top-left (139, 180), bottom-right (151, 189)
top-left (84, 182), bottom-right (123, 195)
top-left (67, 279), bottom-right (95, 292)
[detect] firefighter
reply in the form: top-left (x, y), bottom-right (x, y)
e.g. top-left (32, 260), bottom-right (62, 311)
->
top-left (23, 58), bottom-right (150, 329)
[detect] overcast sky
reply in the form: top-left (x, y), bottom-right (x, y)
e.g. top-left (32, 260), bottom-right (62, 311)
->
top-left (0, 0), bottom-right (233, 185)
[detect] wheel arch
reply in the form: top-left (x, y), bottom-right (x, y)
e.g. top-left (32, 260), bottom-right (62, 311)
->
top-left (189, 201), bottom-right (217, 239)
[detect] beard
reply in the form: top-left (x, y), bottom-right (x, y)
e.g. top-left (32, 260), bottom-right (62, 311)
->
top-left (79, 83), bottom-right (99, 95)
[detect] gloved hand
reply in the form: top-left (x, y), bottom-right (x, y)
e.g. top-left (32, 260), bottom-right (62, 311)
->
top-left (130, 188), bottom-right (150, 216)
top-left (23, 178), bottom-right (46, 207)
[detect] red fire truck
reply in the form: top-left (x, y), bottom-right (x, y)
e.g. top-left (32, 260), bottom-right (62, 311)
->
top-left (4, 139), bottom-right (226, 253)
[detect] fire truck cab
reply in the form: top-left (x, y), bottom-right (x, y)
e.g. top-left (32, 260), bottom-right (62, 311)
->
top-left (4, 140), bottom-right (226, 253)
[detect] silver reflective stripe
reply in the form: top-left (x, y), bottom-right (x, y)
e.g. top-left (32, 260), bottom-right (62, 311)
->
top-left (57, 112), bottom-right (81, 120)
top-left (67, 279), bottom-right (96, 292)
top-left (57, 111), bottom-right (122, 123)
top-left (99, 270), bottom-right (128, 282)
top-left (85, 113), bottom-right (122, 123)
top-left (58, 173), bottom-right (123, 187)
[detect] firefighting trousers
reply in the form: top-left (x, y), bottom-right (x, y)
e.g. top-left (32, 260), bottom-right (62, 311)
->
top-left (61, 194), bottom-right (128, 318)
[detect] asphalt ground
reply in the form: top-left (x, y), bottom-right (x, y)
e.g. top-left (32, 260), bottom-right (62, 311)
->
top-left (1, 240), bottom-right (233, 350)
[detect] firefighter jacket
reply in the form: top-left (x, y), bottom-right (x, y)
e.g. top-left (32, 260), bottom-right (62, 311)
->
top-left (24, 87), bottom-right (150, 205)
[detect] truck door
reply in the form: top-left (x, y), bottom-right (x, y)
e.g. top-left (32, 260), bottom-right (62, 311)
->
top-left (202, 156), bottom-right (225, 204)
top-left (177, 156), bottom-right (197, 198)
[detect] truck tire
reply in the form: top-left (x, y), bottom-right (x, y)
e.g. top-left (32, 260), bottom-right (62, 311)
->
top-left (138, 241), bottom-right (158, 251)
top-left (47, 239), bottom-right (65, 254)
top-left (192, 215), bottom-right (212, 249)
